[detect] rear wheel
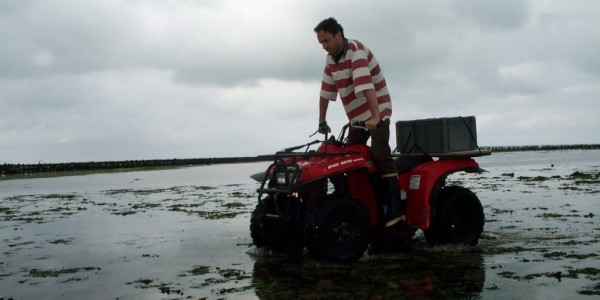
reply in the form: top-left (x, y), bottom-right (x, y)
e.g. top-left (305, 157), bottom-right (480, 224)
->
top-left (424, 186), bottom-right (484, 245)
top-left (304, 198), bottom-right (370, 262)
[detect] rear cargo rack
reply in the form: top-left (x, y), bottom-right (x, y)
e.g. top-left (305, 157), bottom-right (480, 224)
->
top-left (395, 116), bottom-right (492, 158)
top-left (392, 148), bottom-right (492, 158)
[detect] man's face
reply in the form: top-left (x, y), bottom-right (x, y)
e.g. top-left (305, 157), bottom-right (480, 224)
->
top-left (317, 30), bottom-right (343, 55)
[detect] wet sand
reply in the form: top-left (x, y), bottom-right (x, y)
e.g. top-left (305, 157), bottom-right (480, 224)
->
top-left (0, 151), bottom-right (599, 299)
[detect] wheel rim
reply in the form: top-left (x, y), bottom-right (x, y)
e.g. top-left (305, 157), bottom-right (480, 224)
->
top-left (448, 199), bottom-right (481, 242)
top-left (328, 211), bottom-right (362, 249)
top-left (304, 199), bottom-right (370, 262)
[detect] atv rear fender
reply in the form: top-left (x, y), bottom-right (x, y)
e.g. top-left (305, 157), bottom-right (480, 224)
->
top-left (399, 158), bottom-right (481, 229)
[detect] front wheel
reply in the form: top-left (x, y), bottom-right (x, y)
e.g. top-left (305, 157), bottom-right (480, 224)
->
top-left (424, 186), bottom-right (484, 246)
top-left (304, 198), bottom-right (370, 262)
top-left (250, 196), bottom-right (303, 254)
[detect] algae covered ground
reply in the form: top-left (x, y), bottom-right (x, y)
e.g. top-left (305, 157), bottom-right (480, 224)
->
top-left (0, 150), bottom-right (599, 299)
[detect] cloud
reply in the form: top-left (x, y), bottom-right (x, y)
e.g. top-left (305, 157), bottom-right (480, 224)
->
top-left (1, 0), bottom-right (599, 163)
top-left (451, 0), bottom-right (531, 30)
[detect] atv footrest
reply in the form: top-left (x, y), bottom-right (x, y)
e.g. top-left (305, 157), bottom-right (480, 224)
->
top-left (257, 187), bottom-right (301, 194)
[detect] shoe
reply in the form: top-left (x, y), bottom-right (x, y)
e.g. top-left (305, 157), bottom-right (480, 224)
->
top-left (385, 214), bottom-right (406, 228)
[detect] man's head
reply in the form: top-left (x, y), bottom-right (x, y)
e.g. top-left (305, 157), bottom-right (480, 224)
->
top-left (314, 17), bottom-right (345, 56)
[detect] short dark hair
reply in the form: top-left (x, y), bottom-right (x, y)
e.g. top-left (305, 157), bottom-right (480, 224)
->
top-left (314, 17), bottom-right (344, 38)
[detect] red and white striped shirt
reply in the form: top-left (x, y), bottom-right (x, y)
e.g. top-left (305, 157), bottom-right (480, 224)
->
top-left (320, 39), bottom-right (392, 122)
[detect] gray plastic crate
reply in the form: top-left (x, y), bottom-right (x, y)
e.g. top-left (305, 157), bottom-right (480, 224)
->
top-left (396, 116), bottom-right (478, 154)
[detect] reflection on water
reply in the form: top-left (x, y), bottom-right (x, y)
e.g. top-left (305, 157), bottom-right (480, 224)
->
top-left (251, 245), bottom-right (485, 299)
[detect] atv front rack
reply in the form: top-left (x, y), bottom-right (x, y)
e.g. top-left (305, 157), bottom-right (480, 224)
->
top-left (256, 150), bottom-right (359, 195)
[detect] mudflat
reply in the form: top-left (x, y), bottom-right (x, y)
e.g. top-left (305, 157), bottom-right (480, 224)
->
top-left (1, 151), bottom-right (599, 299)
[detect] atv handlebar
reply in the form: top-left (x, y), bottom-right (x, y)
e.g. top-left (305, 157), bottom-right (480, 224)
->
top-left (310, 121), bottom-right (368, 138)
top-left (281, 140), bottom-right (321, 153)
top-left (252, 123), bottom-right (367, 182)
top-left (268, 122), bottom-right (368, 158)
top-left (349, 121), bottom-right (368, 131)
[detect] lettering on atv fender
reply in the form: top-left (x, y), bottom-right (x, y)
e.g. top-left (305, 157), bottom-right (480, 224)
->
top-left (327, 158), bottom-right (365, 170)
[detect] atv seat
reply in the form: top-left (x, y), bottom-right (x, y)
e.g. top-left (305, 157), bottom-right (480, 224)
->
top-left (394, 156), bottom-right (433, 173)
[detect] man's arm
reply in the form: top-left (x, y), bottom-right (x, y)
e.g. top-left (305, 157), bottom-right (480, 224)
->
top-left (363, 89), bottom-right (381, 130)
top-left (319, 96), bottom-right (330, 123)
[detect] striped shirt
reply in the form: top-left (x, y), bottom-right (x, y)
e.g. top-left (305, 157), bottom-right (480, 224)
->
top-left (320, 39), bottom-right (392, 122)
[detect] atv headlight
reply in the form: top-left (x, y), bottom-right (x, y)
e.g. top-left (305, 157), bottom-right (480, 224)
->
top-left (275, 172), bottom-right (285, 185)
top-left (275, 172), bottom-right (294, 185)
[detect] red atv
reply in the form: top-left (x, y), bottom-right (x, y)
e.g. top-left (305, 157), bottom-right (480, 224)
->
top-left (250, 122), bottom-right (487, 262)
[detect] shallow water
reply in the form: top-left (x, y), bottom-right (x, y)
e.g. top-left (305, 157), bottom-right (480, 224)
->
top-left (0, 151), bottom-right (599, 299)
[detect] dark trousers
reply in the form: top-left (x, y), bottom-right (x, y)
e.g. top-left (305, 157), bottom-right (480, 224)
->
top-left (348, 119), bottom-right (397, 176)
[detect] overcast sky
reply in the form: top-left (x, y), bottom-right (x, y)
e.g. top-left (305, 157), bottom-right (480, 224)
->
top-left (1, 0), bottom-right (599, 164)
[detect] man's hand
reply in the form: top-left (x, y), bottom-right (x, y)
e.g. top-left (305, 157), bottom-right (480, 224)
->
top-left (365, 117), bottom-right (380, 130)
top-left (318, 121), bottom-right (331, 134)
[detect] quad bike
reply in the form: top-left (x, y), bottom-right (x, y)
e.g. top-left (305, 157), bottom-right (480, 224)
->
top-left (250, 122), bottom-right (488, 262)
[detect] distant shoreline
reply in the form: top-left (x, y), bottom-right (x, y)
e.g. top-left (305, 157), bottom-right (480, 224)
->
top-left (1, 144), bottom-right (599, 177)
top-left (0, 156), bottom-right (268, 178)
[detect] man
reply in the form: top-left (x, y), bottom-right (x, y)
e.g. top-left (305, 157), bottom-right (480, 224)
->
top-left (314, 17), bottom-right (405, 227)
